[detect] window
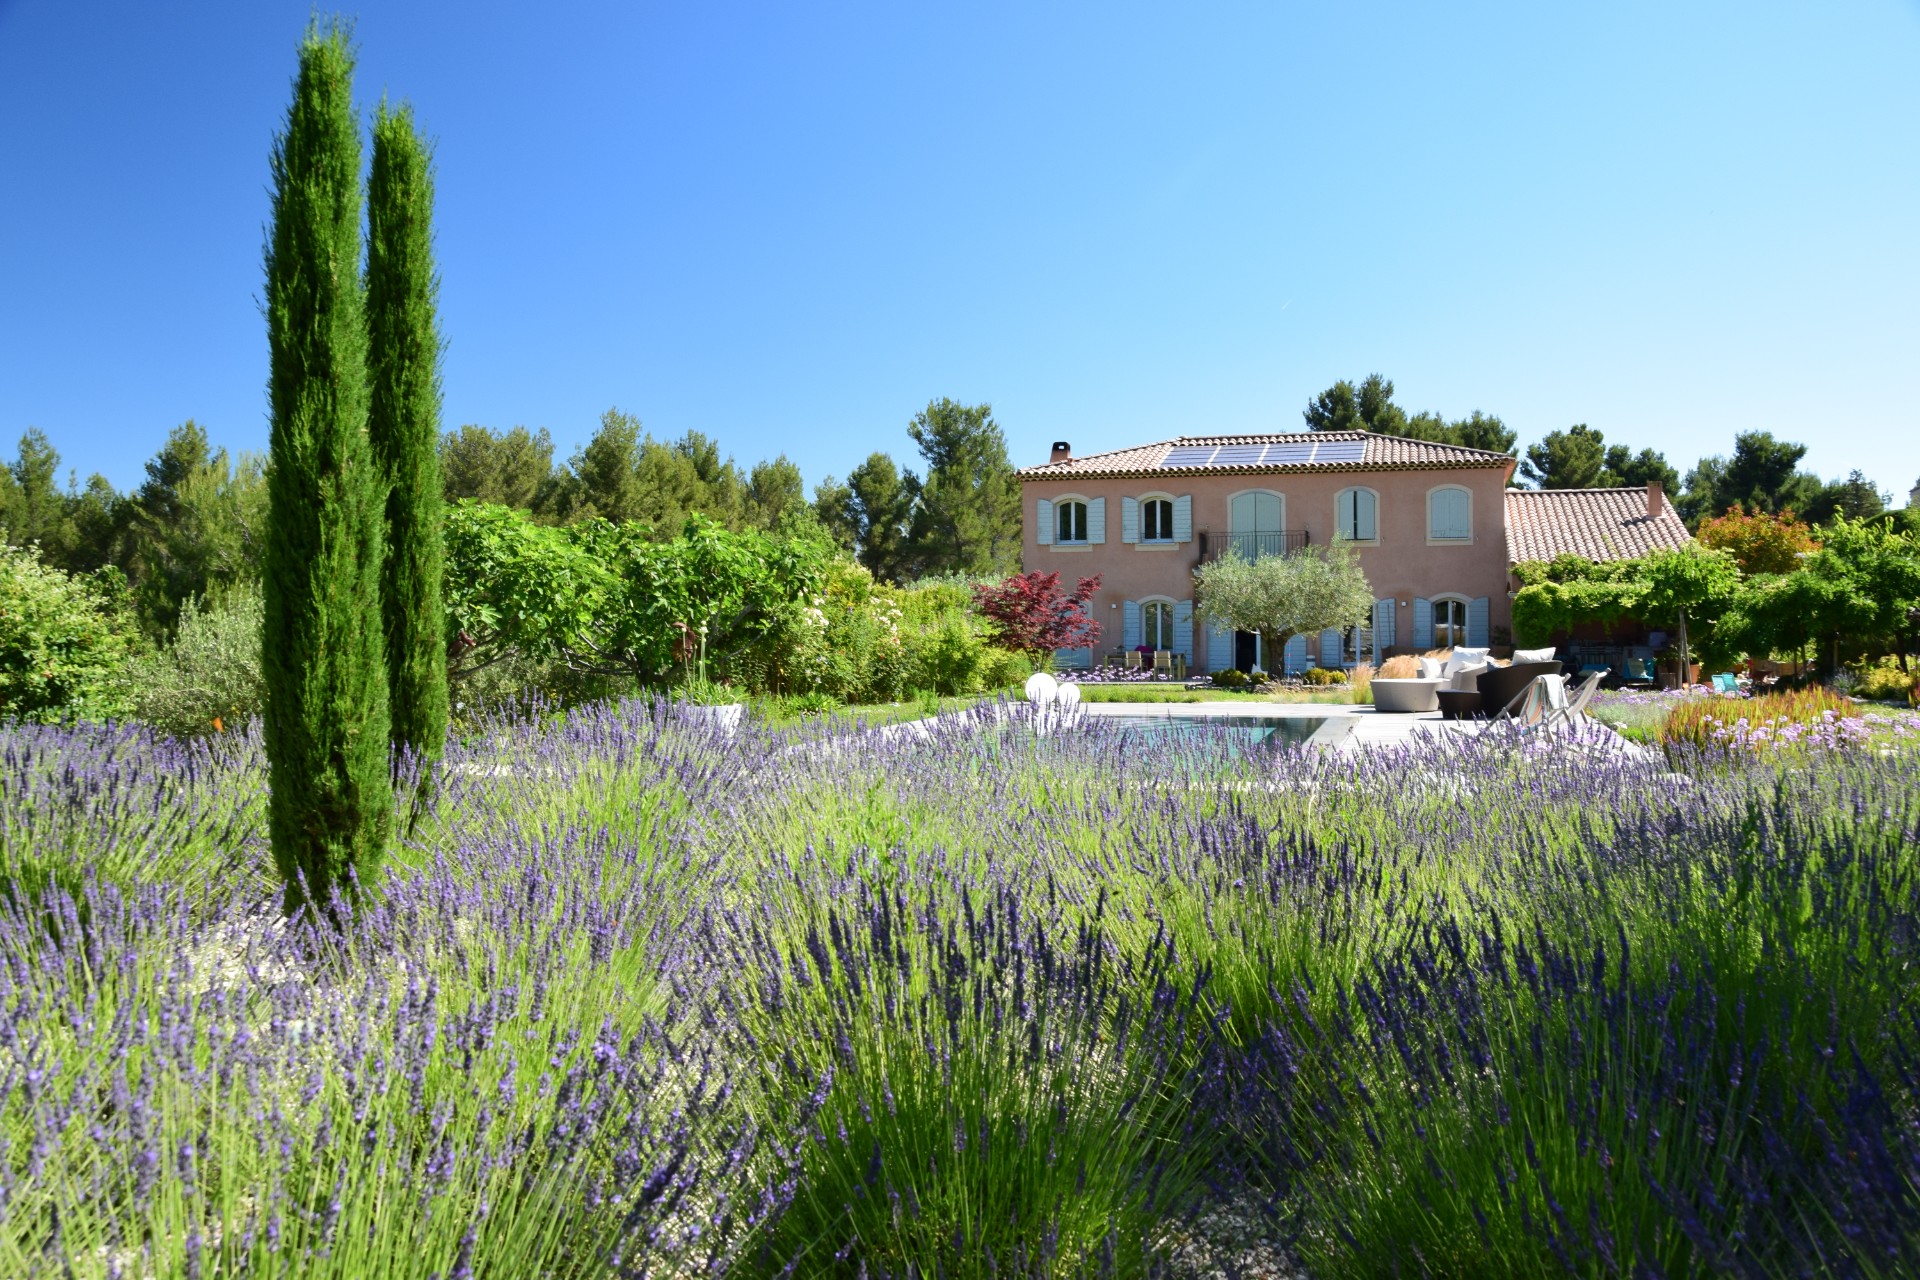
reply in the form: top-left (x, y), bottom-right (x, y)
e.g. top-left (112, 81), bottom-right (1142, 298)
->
top-left (1428, 486), bottom-right (1471, 541)
top-left (1229, 490), bottom-right (1284, 533)
top-left (1432, 598), bottom-right (1468, 649)
top-left (1344, 625), bottom-right (1373, 664)
top-left (1056, 499), bottom-right (1088, 544)
top-left (1142, 600), bottom-right (1174, 650)
top-left (1141, 498), bottom-right (1174, 541)
top-left (1335, 487), bottom-right (1377, 541)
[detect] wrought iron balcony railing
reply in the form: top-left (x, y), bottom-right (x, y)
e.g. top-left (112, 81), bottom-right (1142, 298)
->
top-left (1196, 529), bottom-right (1309, 561)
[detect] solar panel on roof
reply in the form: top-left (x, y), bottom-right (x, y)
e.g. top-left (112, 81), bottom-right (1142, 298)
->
top-left (1159, 445), bottom-right (1218, 468)
top-left (1259, 443), bottom-right (1317, 465)
top-left (1208, 445), bottom-right (1267, 466)
top-left (1309, 440), bottom-right (1366, 464)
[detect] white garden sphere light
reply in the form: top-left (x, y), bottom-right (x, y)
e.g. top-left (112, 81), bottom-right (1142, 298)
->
top-left (1054, 681), bottom-right (1081, 710)
top-left (1024, 672), bottom-right (1059, 705)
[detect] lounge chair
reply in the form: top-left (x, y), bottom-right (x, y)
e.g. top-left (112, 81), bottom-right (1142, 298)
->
top-left (1479, 669), bottom-right (1605, 737)
top-left (1710, 672), bottom-right (1738, 694)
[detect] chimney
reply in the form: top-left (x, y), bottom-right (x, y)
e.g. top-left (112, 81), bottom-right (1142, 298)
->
top-left (1050, 441), bottom-right (1072, 465)
top-left (1646, 480), bottom-right (1663, 519)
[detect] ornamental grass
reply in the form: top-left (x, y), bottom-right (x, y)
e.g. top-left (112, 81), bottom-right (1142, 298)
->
top-left (3, 699), bottom-right (1918, 1276)
top-left (1657, 686), bottom-right (1859, 751)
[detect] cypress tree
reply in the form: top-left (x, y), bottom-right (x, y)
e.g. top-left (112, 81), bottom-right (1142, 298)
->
top-left (262, 23), bottom-right (391, 921)
top-left (366, 102), bottom-right (449, 764)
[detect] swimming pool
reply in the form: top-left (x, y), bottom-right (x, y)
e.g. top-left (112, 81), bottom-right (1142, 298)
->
top-left (1094, 714), bottom-right (1337, 750)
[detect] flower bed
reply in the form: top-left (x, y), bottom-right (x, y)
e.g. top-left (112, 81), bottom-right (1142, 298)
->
top-left (4, 702), bottom-right (1919, 1275)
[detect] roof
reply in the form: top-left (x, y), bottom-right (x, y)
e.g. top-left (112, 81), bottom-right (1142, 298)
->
top-left (1017, 431), bottom-right (1517, 479)
top-left (1503, 487), bottom-right (1693, 565)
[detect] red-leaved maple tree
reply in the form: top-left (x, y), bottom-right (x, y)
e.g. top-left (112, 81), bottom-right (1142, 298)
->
top-left (972, 571), bottom-right (1102, 665)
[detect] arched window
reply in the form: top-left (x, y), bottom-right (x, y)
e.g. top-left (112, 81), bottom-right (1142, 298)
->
top-left (1430, 596), bottom-right (1470, 649)
top-left (1142, 600), bottom-right (1174, 650)
top-left (1056, 498), bottom-right (1089, 544)
top-left (1228, 490), bottom-right (1285, 559)
top-left (1335, 487), bottom-right (1378, 542)
top-left (1141, 497), bottom-right (1175, 542)
top-left (1427, 486), bottom-right (1472, 542)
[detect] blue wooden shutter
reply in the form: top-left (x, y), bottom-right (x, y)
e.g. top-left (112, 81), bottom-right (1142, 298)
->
top-left (1205, 618), bottom-right (1231, 672)
top-left (1283, 635), bottom-right (1310, 675)
top-left (1413, 597), bottom-right (1434, 650)
top-left (1468, 596), bottom-right (1490, 648)
top-left (1036, 498), bottom-right (1054, 545)
top-left (1122, 600), bottom-right (1141, 649)
top-left (1174, 601), bottom-right (1194, 662)
top-left (1173, 495), bottom-right (1193, 542)
top-left (1120, 497), bottom-right (1139, 544)
top-left (1373, 598), bottom-right (1396, 653)
top-left (1087, 497), bottom-right (1106, 544)
top-left (1320, 628), bottom-right (1342, 668)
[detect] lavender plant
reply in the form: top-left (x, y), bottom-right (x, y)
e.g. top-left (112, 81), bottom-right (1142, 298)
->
top-left (1, 695), bottom-right (1916, 1276)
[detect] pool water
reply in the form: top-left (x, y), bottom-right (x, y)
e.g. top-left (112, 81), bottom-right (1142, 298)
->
top-left (1100, 714), bottom-right (1332, 749)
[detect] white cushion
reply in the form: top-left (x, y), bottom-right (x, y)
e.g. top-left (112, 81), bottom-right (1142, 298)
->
top-left (1512, 647), bottom-right (1556, 665)
top-left (1443, 646), bottom-right (1491, 676)
top-left (1418, 657), bottom-right (1443, 679)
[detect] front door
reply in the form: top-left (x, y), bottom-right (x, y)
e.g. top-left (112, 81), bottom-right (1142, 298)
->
top-left (1234, 631), bottom-right (1262, 673)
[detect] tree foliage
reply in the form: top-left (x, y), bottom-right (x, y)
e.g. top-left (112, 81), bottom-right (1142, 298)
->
top-left (1194, 541), bottom-right (1374, 664)
top-left (906, 399), bottom-right (1021, 579)
top-left (0, 538), bottom-right (141, 724)
top-left (261, 22), bottom-right (391, 919)
top-left (971, 571), bottom-right (1102, 666)
top-left (1303, 374), bottom-right (1518, 456)
top-left (443, 502), bottom-right (831, 688)
top-left (1696, 504), bottom-right (1816, 576)
top-left (440, 424), bottom-right (562, 513)
top-left (1519, 423), bottom-right (1679, 493)
top-left (367, 100), bottom-right (449, 763)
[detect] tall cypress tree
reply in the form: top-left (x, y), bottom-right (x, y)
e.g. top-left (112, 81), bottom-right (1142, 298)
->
top-left (366, 102), bottom-right (448, 764)
top-left (262, 23), bottom-right (391, 920)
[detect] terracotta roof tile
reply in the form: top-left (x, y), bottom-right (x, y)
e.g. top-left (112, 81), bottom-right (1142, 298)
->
top-left (1504, 487), bottom-right (1693, 565)
top-left (1017, 431), bottom-right (1515, 479)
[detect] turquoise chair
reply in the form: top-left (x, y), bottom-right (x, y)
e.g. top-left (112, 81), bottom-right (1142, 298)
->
top-left (1711, 672), bottom-right (1739, 694)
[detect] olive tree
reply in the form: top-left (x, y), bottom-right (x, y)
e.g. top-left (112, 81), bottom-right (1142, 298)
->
top-left (1193, 539), bottom-right (1374, 669)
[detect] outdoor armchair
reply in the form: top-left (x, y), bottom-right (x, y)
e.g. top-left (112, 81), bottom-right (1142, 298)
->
top-left (1474, 661), bottom-right (1562, 716)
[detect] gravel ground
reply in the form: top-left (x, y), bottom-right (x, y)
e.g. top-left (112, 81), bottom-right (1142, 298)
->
top-left (1161, 1194), bottom-right (1310, 1280)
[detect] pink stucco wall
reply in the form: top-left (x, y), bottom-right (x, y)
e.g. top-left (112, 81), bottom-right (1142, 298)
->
top-left (1020, 465), bottom-right (1514, 666)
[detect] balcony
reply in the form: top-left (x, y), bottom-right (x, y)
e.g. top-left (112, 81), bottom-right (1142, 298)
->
top-left (1197, 529), bottom-right (1310, 561)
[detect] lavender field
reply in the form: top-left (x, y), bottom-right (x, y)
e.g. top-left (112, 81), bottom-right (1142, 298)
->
top-left (2, 702), bottom-right (1918, 1277)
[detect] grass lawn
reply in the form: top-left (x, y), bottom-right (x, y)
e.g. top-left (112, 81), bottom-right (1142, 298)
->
top-left (4, 701), bottom-right (1916, 1276)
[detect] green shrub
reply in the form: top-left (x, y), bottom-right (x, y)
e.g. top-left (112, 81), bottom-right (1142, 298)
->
top-left (130, 583), bottom-right (267, 737)
top-left (1853, 660), bottom-right (1916, 703)
top-left (906, 610), bottom-right (991, 696)
top-left (978, 647), bottom-right (1031, 690)
top-left (1302, 666), bottom-right (1348, 686)
top-left (0, 539), bottom-right (142, 724)
top-left (1211, 668), bottom-right (1249, 688)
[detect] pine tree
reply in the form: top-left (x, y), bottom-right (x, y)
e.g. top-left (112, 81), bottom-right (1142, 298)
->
top-left (366, 102), bottom-right (449, 765)
top-left (262, 23), bottom-right (391, 920)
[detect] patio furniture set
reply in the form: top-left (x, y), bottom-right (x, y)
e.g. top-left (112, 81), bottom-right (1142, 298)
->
top-left (1372, 647), bottom-right (1605, 728)
top-left (1099, 650), bottom-right (1189, 681)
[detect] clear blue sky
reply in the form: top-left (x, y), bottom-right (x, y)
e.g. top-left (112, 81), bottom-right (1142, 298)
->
top-left (3, 1), bottom-right (1917, 500)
